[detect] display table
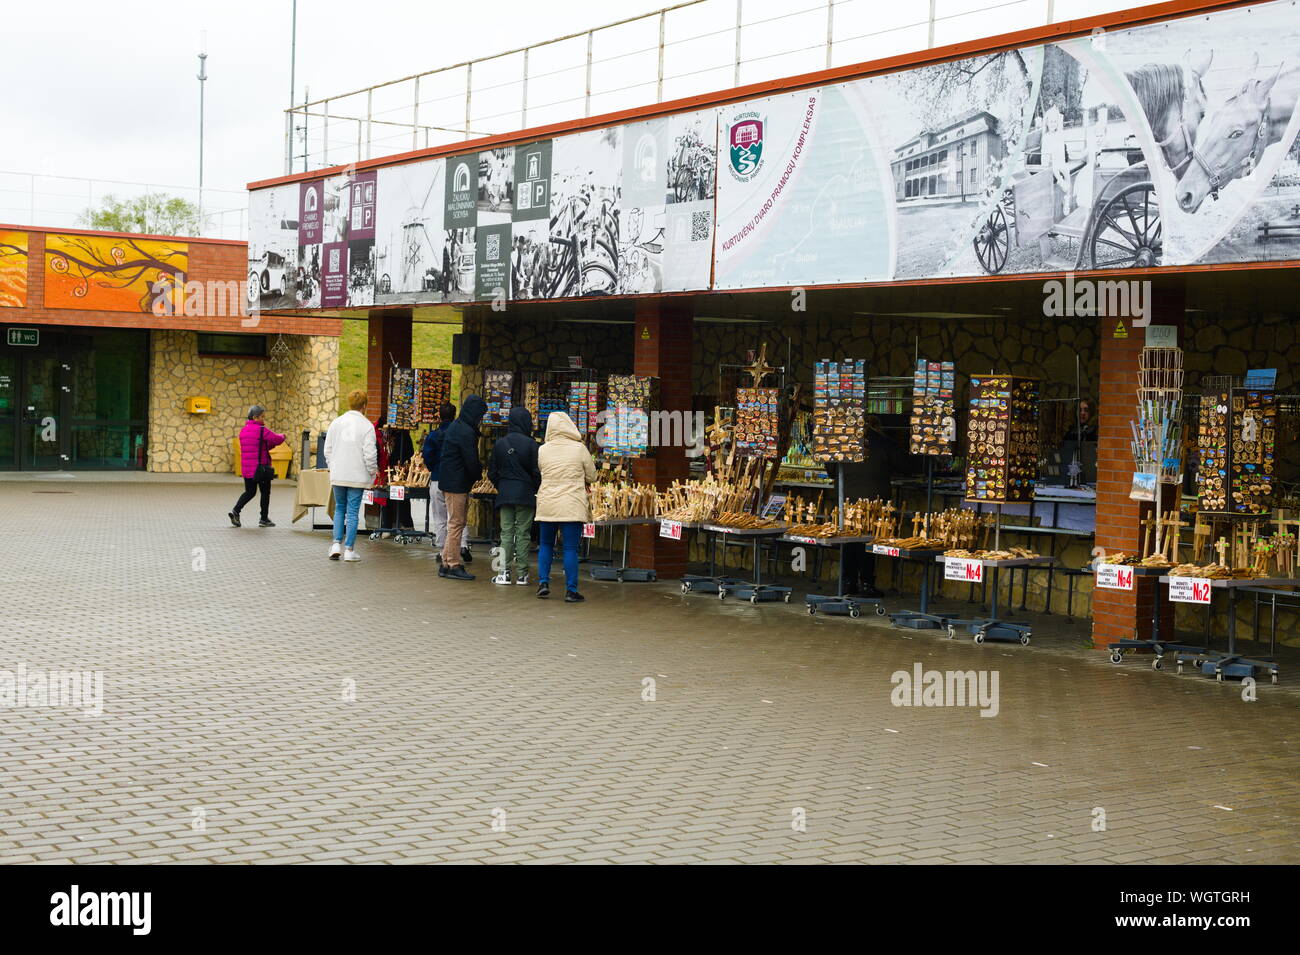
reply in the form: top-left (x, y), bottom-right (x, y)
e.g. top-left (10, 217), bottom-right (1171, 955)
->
top-left (292, 468), bottom-right (334, 527)
top-left (781, 534), bottom-right (884, 618)
top-left (935, 555), bottom-right (1056, 644)
top-left (682, 524), bottom-right (791, 603)
top-left (588, 517), bottom-right (659, 582)
top-left (1104, 565), bottom-right (1205, 669)
top-left (1158, 575), bottom-right (1294, 684)
top-left (881, 547), bottom-right (948, 630)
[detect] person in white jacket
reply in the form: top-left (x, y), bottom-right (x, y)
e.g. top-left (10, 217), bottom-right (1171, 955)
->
top-left (324, 389), bottom-right (379, 561)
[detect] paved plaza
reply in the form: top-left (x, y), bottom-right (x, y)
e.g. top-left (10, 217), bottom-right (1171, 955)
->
top-left (2, 478), bottom-right (1298, 864)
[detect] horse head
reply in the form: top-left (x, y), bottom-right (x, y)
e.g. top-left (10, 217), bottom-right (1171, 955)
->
top-left (1178, 56), bottom-right (1283, 213)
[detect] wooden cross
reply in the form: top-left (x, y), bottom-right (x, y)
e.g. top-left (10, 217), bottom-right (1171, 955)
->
top-left (1165, 510), bottom-right (1185, 563)
top-left (1214, 537), bottom-right (1229, 567)
top-left (744, 343), bottom-right (776, 387)
top-left (912, 512), bottom-right (925, 538)
top-left (1142, 514), bottom-right (1157, 559)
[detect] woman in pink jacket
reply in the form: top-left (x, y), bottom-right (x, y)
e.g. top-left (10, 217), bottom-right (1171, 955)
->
top-left (229, 405), bottom-right (285, 528)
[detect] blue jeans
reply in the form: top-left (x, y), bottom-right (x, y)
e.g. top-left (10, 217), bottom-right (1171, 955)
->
top-left (537, 521), bottom-right (581, 593)
top-left (332, 486), bottom-right (366, 548)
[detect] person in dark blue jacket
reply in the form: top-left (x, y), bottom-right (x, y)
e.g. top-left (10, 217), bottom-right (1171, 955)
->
top-left (422, 403), bottom-right (468, 566)
top-left (487, 407), bottom-right (541, 585)
top-left (437, 395), bottom-right (487, 580)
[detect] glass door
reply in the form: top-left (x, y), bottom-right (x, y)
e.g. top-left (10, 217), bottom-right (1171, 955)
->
top-left (20, 354), bottom-right (63, 469)
top-left (0, 354), bottom-right (15, 469)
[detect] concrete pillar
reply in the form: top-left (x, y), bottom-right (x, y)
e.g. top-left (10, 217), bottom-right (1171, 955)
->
top-left (629, 299), bottom-right (694, 576)
top-left (365, 309), bottom-right (412, 417)
top-left (1091, 279), bottom-right (1183, 648)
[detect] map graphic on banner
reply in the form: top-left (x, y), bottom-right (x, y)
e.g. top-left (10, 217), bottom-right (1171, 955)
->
top-left (246, 0), bottom-right (1300, 308)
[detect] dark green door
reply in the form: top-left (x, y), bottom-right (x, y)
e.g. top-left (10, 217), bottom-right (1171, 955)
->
top-left (20, 353), bottom-right (63, 469)
top-left (0, 353), bottom-right (15, 469)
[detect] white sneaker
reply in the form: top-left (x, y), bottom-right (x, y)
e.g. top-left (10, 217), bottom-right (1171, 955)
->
top-left (329, 541), bottom-right (342, 560)
top-left (492, 572), bottom-right (511, 585)
top-left (343, 549), bottom-right (361, 562)
top-left (515, 573), bottom-right (529, 586)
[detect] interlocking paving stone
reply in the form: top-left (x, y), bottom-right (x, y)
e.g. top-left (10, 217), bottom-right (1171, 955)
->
top-left (1, 480), bottom-right (1299, 864)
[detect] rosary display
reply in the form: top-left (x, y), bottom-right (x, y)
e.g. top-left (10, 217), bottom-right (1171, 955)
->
top-left (909, 359), bottom-right (957, 456)
top-left (735, 387), bottom-right (780, 457)
top-left (965, 374), bottom-right (1040, 503)
top-left (606, 374), bottom-right (657, 457)
top-left (483, 370), bottom-right (513, 426)
top-left (811, 359), bottom-right (866, 462)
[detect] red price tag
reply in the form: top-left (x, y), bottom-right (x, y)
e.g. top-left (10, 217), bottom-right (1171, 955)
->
top-left (1095, 564), bottom-right (1133, 590)
top-left (582, 523), bottom-right (596, 539)
top-left (944, 557), bottom-right (983, 582)
top-left (1168, 576), bottom-right (1212, 604)
top-left (390, 485), bottom-right (406, 501)
top-left (659, 520), bottom-right (682, 540)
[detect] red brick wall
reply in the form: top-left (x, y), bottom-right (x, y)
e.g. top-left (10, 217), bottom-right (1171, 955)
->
top-left (365, 311), bottom-right (413, 416)
top-left (0, 226), bottom-right (340, 338)
top-left (1091, 288), bottom-right (1183, 647)
top-left (629, 300), bottom-right (693, 576)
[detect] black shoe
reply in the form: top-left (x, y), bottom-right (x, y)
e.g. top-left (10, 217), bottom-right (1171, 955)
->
top-left (228, 511), bottom-right (241, 528)
top-left (438, 565), bottom-right (448, 577)
top-left (445, 566), bottom-right (475, 581)
top-left (536, 583), bottom-right (550, 599)
top-left (258, 518), bottom-right (275, 528)
top-left (565, 591), bottom-right (585, 603)
top-left (461, 547), bottom-right (474, 564)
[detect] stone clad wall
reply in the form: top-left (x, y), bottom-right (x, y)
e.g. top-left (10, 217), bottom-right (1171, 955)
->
top-left (148, 330), bottom-right (338, 474)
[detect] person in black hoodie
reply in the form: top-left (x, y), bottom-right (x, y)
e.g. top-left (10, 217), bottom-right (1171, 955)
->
top-left (438, 394), bottom-right (487, 580)
top-left (487, 406), bottom-right (541, 585)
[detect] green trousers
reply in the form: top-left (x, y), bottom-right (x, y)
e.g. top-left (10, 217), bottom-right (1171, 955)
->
top-left (499, 505), bottom-right (535, 578)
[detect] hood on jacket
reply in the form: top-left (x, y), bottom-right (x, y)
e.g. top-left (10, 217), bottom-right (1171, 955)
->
top-left (544, 411), bottom-right (582, 444)
top-left (459, 395), bottom-right (487, 431)
top-left (507, 406), bottom-right (533, 436)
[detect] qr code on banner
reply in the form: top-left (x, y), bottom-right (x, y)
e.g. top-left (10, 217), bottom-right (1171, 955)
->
top-left (486, 233), bottom-right (500, 260)
top-left (691, 211), bottom-right (711, 242)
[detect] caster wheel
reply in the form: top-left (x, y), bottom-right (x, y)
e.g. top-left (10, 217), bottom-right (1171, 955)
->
top-left (718, 590), bottom-right (726, 600)
top-left (1215, 669), bottom-right (1224, 683)
top-left (1109, 652), bottom-right (1124, 664)
top-left (849, 608), bottom-right (861, 618)
top-left (1152, 656), bottom-right (1164, 671)
top-left (807, 606), bottom-right (816, 615)
top-left (973, 632), bottom-right (986, 645)
top-left (783, 593), bottom-right (791, 604)
top-left (947, 625), bottom-right (956, 639)
top-left (681, 583), bottom-right (690, 594)
top-left (875, 605), bottom-right (886, 616)
top-left (369, 532), bottom-right (380, 541)
top-left (1020, 634), bottom-right (1031, 646)
top-left (750, 595), bottom-right (758, 605)
top-left (1271, 673), bottom-right (1279, 685)
top-left (1177, 663), bottom-right (1184, 675)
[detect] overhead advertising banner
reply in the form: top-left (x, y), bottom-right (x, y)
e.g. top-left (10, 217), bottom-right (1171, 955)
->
top-left (0, 231), bottom-right (29, 307)
top-left (44, 233), bottom-right (187, 313)
top-left (248, 0), bottom-right (1300, 308)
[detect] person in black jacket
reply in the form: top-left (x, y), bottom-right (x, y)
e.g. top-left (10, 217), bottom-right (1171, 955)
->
top-left (438, 395), bottom-right (487, 580)
top-left (422, 403), bottom-right (469, 563)
top-left (487, 406), bottom-right (541, 585)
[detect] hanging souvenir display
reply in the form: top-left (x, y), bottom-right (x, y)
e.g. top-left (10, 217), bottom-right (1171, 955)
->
top-left (483, 369), bottom-right (514, 426)
top-left (606, 374), bottom-right (657, 458)
top-left (568, 379), bottom-right (601, 437)
top-left (415, 368), bottom-right (452, 424)
top-left (388, 366), bottom-right (417, 429)
top-left (735, 387), bottom-right (780, 457)
top-left (965, 374), bottom-right (1039, 503)
top-left (811, 359), bottom-right (866, 462)
top-left (1199, 387), bottom-right (1276, 515)
top-left (909, 359), bottom-right (957, 456)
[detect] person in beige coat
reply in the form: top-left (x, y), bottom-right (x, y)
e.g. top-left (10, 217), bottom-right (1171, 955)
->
top-left (535, 411), bottom-right (596, 601)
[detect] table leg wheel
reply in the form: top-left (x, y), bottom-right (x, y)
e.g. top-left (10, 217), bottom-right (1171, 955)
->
top-left (1177, 662), bottom-right (1184, 675)
top-left (1020, 634), bottom-right (1031, 646)
top-left (807, 605), bottom-right (816, 615)
top-left (875, 605), bottom-right (885, 616)
top-left (750, 595), bottom-right (758, 604)
top-left (681, 582), bottom-right (691, 594)
top-left (1109, 651), bottom-right (1124, 664)
top-left (1272, 672), bottom-right (1279, 685)
top-left (783, 593), bottom-right (790, 604)
top-left (973, 631), bottom-right (986, 645)
top-left (1215, 668), bottom-right (1224, 683)
top-left (946, 625), bottom-right (956, 640)
top-left (1152, 656), bottom-right (1163, 671)
top-left (718, 589), bottom-right (726, 600)
top-left (849, 607), bottom-right (861, 618)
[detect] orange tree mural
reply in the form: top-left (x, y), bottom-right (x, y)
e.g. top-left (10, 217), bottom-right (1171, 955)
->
top-left (44, 233), bottom-right (187, 313)
top-left (0, 230), bottom-right (27, 307)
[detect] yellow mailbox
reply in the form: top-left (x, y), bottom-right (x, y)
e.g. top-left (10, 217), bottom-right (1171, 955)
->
top-left (186, 396), bottom-right (211, 415)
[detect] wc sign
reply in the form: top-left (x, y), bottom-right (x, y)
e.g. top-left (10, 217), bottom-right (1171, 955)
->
top-left (1167, 576), bottom-right (1212, 604)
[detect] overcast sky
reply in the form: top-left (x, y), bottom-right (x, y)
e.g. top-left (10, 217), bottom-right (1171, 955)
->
top-left (0, 0), bottom-right (1128, 230)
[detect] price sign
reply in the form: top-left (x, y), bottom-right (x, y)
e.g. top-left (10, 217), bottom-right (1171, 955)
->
top-left (389, 485), bottom-right (406, 501)
top-left (1168, 576), bottom-right (1212, 604)
top-left (1095, 564), bottom-right (1134, 591)
top-left (872, 544), bottom-right (900, 557)
top-left (944, 557), bottom-right (984, 582)
top-left (659, 520), bottom-right (682, 540)
top-left (362, 489), bottom-right (375, 506)
top-left (788, 535), bottom-right (819, 545)
top-left (582, 523), bottom-right (596, 539)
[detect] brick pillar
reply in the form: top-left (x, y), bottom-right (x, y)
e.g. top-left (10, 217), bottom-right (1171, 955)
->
top-left (629, 300), bottom-right (693, 576)
top-left (364, 310), bottom-right (412, 417)
top-left (1091, 281), bottom-right (1183, 648)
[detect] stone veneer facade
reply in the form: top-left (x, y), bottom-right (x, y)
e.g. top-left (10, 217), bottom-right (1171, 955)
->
top-left (148, 330), bottom-right (338, 474)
